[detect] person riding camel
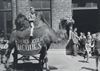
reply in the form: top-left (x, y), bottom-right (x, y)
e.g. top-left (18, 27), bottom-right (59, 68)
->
top-left (28, 7), bottom-right (36, 37)
top-left (27, 7), bottom-right (37, 43)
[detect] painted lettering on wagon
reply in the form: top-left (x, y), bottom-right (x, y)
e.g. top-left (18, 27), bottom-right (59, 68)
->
top-left (15, 38), bottom-right (42, 51)
top-left (16, 38), bottom-right (42, 44)
top-left (16, 42), bottom-right (42, 51)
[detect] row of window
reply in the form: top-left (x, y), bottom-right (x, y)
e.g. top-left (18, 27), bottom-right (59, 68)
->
top-left (0, 0), bottom-right (51, 38)
top-left (72, 0), bottom-right (97, 7)
top-left (0, 0), bottom-right (98, 38)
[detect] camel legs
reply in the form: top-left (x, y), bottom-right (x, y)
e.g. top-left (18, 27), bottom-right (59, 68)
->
top-left (96, 56), bottom-right (99, 71)
top-left (39, 45), bottom-right (50, 71)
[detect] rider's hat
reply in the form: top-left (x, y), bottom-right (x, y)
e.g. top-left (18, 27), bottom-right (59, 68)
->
top-left (30, 7), bottom-right (35, 10)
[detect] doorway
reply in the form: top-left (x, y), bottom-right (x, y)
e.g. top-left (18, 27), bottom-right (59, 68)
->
top-left (73, 9), bottom-right (98, 34)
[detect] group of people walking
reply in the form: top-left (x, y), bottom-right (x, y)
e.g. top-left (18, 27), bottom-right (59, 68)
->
top-left (79, 32), bottom-right (95, 61)
top-left (66, 25), bottom-right (95, 60)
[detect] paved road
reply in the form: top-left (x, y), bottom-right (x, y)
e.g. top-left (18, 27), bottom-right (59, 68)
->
top-left (48, 49), bottom-right (100, 71)
top-left (0, 49), bottom-right (100, 71)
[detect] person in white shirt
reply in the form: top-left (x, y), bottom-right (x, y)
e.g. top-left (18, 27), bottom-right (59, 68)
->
top-left (85, 32), bottom-right (92, 62)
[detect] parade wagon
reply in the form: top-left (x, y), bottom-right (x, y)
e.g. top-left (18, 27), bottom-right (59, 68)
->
top-left (11, 37), bottom-right (49, 71)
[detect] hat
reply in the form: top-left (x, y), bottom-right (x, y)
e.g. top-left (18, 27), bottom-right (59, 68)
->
top-left (30, 7), bottom-right (35, 10)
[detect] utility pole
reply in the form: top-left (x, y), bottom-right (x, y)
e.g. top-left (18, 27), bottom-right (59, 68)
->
top-left (11, 0), bottom-right (17, 30)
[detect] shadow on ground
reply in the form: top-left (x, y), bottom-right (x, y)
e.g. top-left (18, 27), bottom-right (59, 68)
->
top-left (78, 60), bottom-right (88, 63)
top-left (81, 67), bottom-right (96, 71)
top-left (8, 62), bottom-right (58, 71)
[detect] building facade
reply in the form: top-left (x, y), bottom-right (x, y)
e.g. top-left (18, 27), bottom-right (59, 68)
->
top-left (15, 0), bottom-right (72, 32)
top-left (0, 0), bottom-right (72, 38)
top-left (0, 0), bottom-right (99, 38)
top-left (72, 0), bottom-right (98, 33)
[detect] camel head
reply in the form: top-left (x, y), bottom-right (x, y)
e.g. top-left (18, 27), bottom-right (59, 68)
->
top-left (15, 13), bottom-right (30, 31)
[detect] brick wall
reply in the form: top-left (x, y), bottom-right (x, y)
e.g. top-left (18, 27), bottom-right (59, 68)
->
top-left (16, 0), bottom-right (30, 17)
top-left (16, 0), bottom-right (72, 32)
top-left (52, 0), bottom-right (72, 32)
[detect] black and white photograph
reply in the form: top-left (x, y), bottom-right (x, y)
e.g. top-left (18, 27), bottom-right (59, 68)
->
top-left (0, 0), bottom-right (100, 71)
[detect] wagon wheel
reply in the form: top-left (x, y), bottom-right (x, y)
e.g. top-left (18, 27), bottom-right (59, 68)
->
top-left (12, 48), bottom-right (18, 69)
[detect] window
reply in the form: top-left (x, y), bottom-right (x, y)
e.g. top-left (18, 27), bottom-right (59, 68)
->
top-left (72, 0), bottom-right (97, 10)
top-left (30, 0), bottom-right (52, 27)
top-left (0, 0), bottom-right (12, 39)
